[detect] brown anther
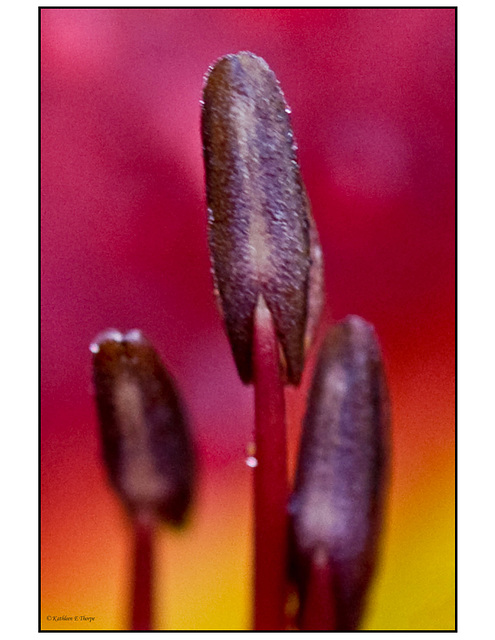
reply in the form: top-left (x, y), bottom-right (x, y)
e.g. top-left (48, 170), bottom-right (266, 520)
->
top-left (202, 52), bottom-right (322, 385)
top-left (289, 316), bottom-right (390, 630)
top-left (91, 329), bottom-right (195, 526)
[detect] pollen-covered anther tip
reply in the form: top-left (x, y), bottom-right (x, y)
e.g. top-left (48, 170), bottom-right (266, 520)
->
top-left (202, 52), bottom-right (320, 386)
top-left (91, 329), bottom-right (195, 526)
top-left (289, 315), bottom-right (390, 630)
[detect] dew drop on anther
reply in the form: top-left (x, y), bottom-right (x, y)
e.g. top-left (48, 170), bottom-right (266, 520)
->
top-left (90, 329), bottom-right (124, 354)
top-left (125, 329), bottom-right (144, 343)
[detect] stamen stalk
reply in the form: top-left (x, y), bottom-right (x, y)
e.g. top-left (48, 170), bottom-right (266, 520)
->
top-left (131, 510), bottom-right (155, 631)
top-left (252, 297), bottom-right (288, 630)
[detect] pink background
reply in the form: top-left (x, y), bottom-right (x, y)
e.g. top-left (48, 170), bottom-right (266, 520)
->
top-left (41, 8), bottom-right (455, 630)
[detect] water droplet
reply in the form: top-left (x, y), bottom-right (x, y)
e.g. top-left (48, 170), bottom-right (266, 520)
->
top-left (246, 456), bottom-right (258, 468)
top-left (125, 329), bottom-right (144, 343)
top-left (90, 328), bottom-right (124, 353)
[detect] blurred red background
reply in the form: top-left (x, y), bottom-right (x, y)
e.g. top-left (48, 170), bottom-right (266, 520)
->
top-left (40, 8), bottom-right (455, 630)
